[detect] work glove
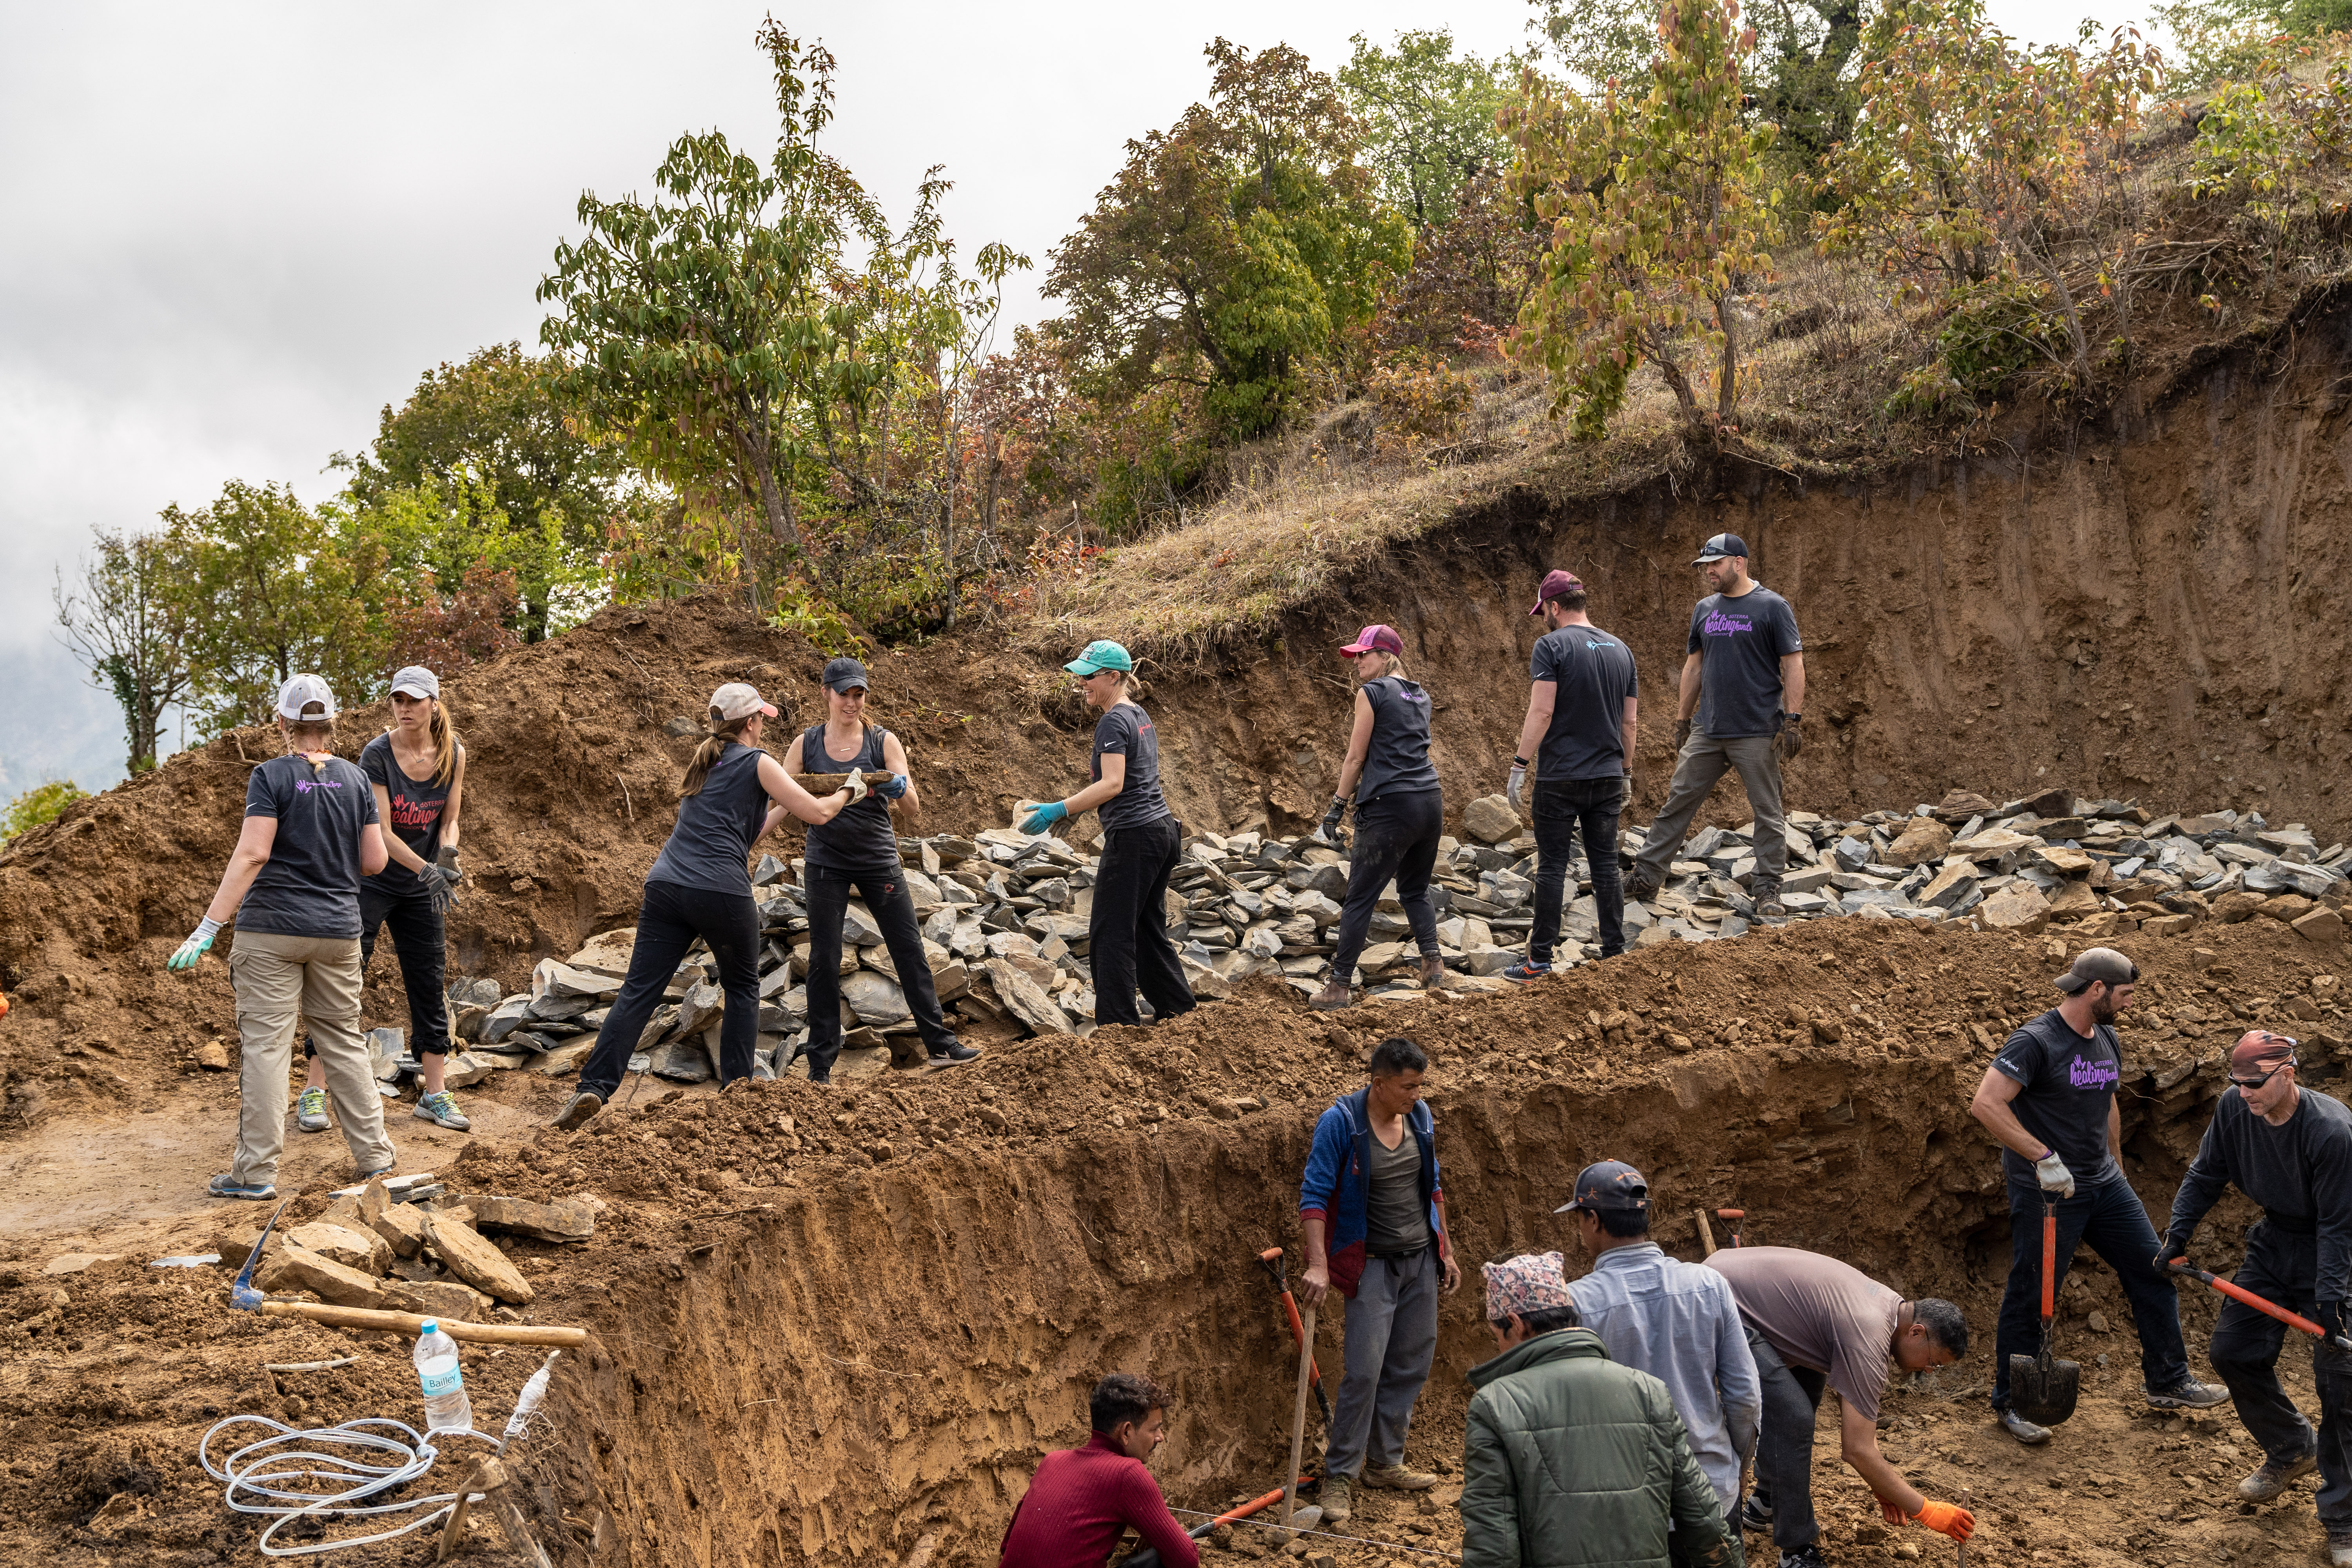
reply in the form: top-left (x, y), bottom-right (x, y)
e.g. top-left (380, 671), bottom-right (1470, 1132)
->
top-left (1507, 760), bottom-right (1527, 810)
top-left (840, 771), bottom-right (869, 804)
top-left (1775, 711), bottom-right (1804, 762)
top-left (434, 845), bottom-right (462, 880)
top-left (877, 773), bottom-right (911, 802)
top-left (2320, 1300), bottom-right (2348, 1343)
top-left (1318, 796), bottom-right (1349, 841)
top-left (2034, 1149), bottom-right (2074, 1199)
top-left (2154, 1231), bottom-right (2189, 1272)
top-left (169, 917), bottom-right (222, 972)
top-left (424, 862), bottom-right (461, 916)
top-left (1911, 1501), bottom-right (1974, 1541)
top-left (1673, 717), bottom-right (1693, 753)
top-left (1020, 800), bottom-right (1067, 835)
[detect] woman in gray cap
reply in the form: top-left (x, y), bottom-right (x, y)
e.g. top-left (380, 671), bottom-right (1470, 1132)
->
top-left (292, 664), bottom-right (472, 1133)
top-left (784, 656), bottom-right (977, 1080)
top-left (554, 682), bottom-right (864, 1129)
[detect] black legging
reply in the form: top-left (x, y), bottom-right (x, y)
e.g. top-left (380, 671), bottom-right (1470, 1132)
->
top-left (305, 882), bottom-right (448, 1061)
top-left (1089, 814), bottom-right (1194, 1027)
top-left (575, 879), bottom-right (762, 1098)
top-left (1329, 789), bottom-right (1443, 983)
top-left (801, 864), bottom-right (958, 1080)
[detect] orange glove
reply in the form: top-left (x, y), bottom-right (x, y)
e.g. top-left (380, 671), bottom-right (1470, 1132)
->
top-left (1912, 1500), bottom-right (1975, 1541)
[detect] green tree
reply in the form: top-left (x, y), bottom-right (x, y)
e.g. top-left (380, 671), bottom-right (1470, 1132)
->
top-left (53, 527), bottom-right (196, 775)
top-left (0, 780), bottom-right (83, 846)
top-left (1047, 39), bottom-right (1414, 439)
top-left (1753, 0), bottom-right (1870, 189)
top-left (1338, 31), bottom-right (1519, 230)
top-left (1526, 0), bottom-right (1660, 91)
top-left (1505, 0), bottom-right (1780, 439)
top-left (332, 343), bottom-right (630, 641)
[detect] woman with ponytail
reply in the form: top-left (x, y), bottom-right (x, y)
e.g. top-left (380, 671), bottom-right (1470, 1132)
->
top-left (553, 683), bottom-right (863, 1130)
top-left (294, 665), bottom-right (472, 1134)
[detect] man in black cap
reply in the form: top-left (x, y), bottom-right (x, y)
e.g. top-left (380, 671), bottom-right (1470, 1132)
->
top-left (2160, 1030), bottom-right (2352, 1564)
top-left (1626, 534), bottom-right (1804, 916)
top-left (1970, 946), bottom-right (2226, 1445)
top-left (1506, 570), bottom-right (1639, 977)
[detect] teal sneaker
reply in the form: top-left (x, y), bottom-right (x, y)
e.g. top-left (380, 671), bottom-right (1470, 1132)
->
top-left (207, 1173), bottom-right (277, 1201)
top-left (294, 1087), bottom-right (329, 1133)
top-left (413, 1090), bottom-right (472, 1132)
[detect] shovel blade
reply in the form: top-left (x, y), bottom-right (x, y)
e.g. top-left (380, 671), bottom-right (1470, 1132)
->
top-left (2008, 1349), bottom-right (2081, 1425)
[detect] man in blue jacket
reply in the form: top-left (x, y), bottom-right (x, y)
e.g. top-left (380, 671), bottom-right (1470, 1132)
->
top-left (1299, 1035), bottom-right (1463, 1526)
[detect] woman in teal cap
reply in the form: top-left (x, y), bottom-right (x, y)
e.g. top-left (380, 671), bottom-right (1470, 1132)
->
top-left (1022, 640), bottom-right (1194, 1028)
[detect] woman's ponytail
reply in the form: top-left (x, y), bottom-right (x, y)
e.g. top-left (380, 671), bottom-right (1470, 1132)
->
top-left (427, 701), bottom-right (460, 787)
top-left (681, 709), bottom-right (754, 796)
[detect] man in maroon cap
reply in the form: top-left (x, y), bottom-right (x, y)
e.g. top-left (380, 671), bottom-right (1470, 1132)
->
top-left (1506, 570), bottom-right (1639, 975)
top-left (2161, 1029), bottom-right (2352, 1564)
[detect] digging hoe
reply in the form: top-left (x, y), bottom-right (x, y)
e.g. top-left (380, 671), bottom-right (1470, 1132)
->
top-left (1122, 1477), bottom-right (1318, 1568)
top-left (2168, 1259), bottom-right (2352, 1353)
top-left (1258, 1247), bottom-right (1331, 1425)
top-left (2007, 1193), bottom-right (2081, 1426)
top-left (229, 1196), bottom-right (294, 1311)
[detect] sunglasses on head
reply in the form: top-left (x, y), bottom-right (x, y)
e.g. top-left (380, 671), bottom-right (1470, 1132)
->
top-left (2230, 1043), bottom-right (2298, 1090)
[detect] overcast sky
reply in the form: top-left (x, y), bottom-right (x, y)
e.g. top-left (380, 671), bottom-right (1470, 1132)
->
top-left (0, 0), bottom-right (2156, 796)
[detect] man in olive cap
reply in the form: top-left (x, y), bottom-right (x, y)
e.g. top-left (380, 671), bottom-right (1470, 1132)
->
top-left (2161, 1030), bottom-right (2352, 1564)
top-left (1970, 947), bottom-right (2226, 1445)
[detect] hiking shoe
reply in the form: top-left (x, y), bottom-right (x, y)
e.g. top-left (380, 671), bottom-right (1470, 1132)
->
top-left (1419, 955), bottom-right (1450, 991)
top-left (1503, 960), bottom-right (1552, 984)
top-left (207, 1173), bottom-right (277, 1201)
top-left (1319, 1475), bottom-right (1352, 1524)
top-left (1626, 872), bottom-right (1662, 904)
top-left (294, 1087), bottom-right (330, 1133)
top-left (1309, 978), bottom-right (1354, 1011)
top-left (2328, 1526), bottom-right (2352, 1568)
top-left (1752, 879), bottom-right (1786, 918)
top-left (2147, 1377), bottom-right (2230, 1410)
top-left (928, 1041), bottom-right (980, 1066)
top-left (552, 1091), bottom-right (604, 1131)
top-left (1996, 1405), bottom-right (2051, 1445)
top-left (1739, 1493), bottom-right (1773, 1532)
top-left (1777, 1549), bottom-right (1829, 1568)
top-left (2239, 1450), bottom-right (2318, 1501)
top-left (414, 1091), bottom-right (471, 1131)
top-left (1362, 1462), bottom-right (1441, 1491)
top-left (356, 1161), bottom-right (397, 1182)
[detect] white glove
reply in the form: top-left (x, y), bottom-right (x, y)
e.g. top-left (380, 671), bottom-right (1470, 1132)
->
top-left (1507, 761), bottom-right (1527, 810)
top-left (841, 771), bottom-right (868, 804)
top-left (2034, 1150), bottom-right (2074, 1199)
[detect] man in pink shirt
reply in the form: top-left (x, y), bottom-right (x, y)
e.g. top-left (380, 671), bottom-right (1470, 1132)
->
top-left (1001, 1372), bottom-right (1199, 1568)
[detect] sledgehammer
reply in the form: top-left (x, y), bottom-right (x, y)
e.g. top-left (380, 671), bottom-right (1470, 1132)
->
top-left (1258, 1247), bottom-right (1330, 1424)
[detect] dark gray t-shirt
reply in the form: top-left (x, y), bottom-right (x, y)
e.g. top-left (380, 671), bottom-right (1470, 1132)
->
top-left (1366, 1129), bottom-right (1432, 1256)
top-left (800, 723), bottom-right (900, 875)
top-left (1994, 1009), bottom-right (2123, 1196)
top-left (1357, 676), bottom-right (1441, 803)
top-left (2171, 1087), bottom-right (2352, 1299)
top-left (648, 743), bottom-right (769, 898)
top-left (1092, 703), bottom-right (1171, 834)
top-left (360, 733), bottom-right (453, 898)
top-left (239, 753), bottom-right (381, 940)
top-left (1530, 623), bottom-right (1639, 781)
top-left (1687, 586), bottom-right (1801, 739)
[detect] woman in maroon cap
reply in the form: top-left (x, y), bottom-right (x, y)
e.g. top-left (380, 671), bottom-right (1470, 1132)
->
top-left (1313, 625), bottom-right (1447, 1009)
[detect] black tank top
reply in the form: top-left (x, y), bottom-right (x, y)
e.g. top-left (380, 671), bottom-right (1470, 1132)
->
top-left (1357, 675), bottom-right (1441, 803)
top-left (647, 744), bottom-right (769, 897)
top-left (801, 722), bottom-right (900, 873)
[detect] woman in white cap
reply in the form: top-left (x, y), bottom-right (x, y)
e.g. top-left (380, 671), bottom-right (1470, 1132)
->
top-left (553, 682), bottom-right (864, 1129)
top-left (1021, 639), bottom-right (1193, 1029)
top-left (293, 664), bottom-right (471, 1135)
top-left (783, 655), bottom-right (977, 1082)
top-left (167, 675), bottom-right (397, 1199)
top-left (1312, 624), bottom-right (1446, 1010)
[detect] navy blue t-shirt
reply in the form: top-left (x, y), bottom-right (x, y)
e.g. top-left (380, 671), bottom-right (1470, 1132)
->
top-left (1687, 586), bottom-right (1801, 739)
top-left (239, 753), bottom-right (381, 939)
top-left (1994, 1008), bottom-right (2123, 1194)
top-left (1530, 623), bottom-right (1639, 781)
top-left (1093, 703), bottom-right (1171, 833)
top-left (648, 744), bottom-right (769, 897)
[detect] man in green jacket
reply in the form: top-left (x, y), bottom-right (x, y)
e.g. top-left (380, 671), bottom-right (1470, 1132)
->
top-left (1464, 1253), bottom-right (1735, 1568)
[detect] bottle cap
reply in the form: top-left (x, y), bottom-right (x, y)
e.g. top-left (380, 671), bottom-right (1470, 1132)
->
top-left (420, 1320), bottom-right (438, 1333)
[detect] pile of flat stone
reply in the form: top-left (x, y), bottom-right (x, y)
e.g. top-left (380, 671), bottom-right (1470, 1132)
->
top-left (425, 788), bottom-right (2350, 1082)
top-left (253, 1172), bottom-right (592, 1320)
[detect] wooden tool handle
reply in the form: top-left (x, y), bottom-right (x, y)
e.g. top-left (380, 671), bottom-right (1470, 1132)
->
top-left (793, 770), bottom-right (897, 792)
top-left (1281, 1303), bottom-right (1319, 1527)
top-left (1694, 1208), bottom-right (1718, 1257)
top-left (258, 1300), bottom-right (588, 1346)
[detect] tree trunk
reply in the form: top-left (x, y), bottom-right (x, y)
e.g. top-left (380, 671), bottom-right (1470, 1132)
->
top-left (1715, 291), bottom-right (1742, 429)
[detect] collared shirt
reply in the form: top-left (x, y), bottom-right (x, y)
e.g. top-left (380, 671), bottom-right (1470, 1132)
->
top-left (1565, 1241), bottom-right (1760, 1509)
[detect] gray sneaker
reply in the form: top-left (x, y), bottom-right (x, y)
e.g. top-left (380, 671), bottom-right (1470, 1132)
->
top-left (1996, 1405), bottom-right (2051, 1445)
top-left (552, 1090), bottom-right (604, 1131)
top-left (1751, 879), bottom-right (1786, 918)
top-left (2147, 1378), bottom-right (2230, 1410)
top-left (414, 1090), bottom-right (471, 1131)
top-left (294, 1087), bottom-right (329, 1133)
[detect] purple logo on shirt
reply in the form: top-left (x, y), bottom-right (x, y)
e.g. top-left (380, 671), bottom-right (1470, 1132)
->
top-left (1701, 611), bottom-right (1755, 637)
top-left (292, 777), bottom-right (344, 794)
top-left (2068, 1054), bottom-right (2118, 1090)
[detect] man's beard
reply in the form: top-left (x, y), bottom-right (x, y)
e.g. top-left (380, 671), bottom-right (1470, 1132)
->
top-left (2091, 997), bottom-right (2120, 1024)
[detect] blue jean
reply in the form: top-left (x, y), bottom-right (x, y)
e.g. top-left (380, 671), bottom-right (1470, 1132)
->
top-left (1746, 1325), bottom-right (1827, 1553)
top-left (1992, 1175), bottom-right (2191, 1408)
top-left (2207, 1220), bottom-right (2352, 1525)
top-left (1326, 1247), bottom-right (1440, 1480)
top-left (1530, 775), bottom-right (1629, 962)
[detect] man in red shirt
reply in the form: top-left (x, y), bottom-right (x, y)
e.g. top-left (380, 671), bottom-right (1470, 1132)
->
top-left (1002, 1373), bottom-right (1198, 1568)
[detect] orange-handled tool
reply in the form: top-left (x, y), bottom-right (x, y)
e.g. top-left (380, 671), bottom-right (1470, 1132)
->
top-left (1716, 1209), bottom-right (1747, 1247)
top-left (2169, 1260), bottom-right (2352, 1350)
top-left (1258, 1247), bottom-right (1330, 1424)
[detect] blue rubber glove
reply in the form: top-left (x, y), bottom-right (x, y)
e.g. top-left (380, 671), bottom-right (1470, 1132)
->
top-left (878, 773), bottom-right (911, 801)
top-left (1020, 801), bottom-right (1069, 834)
top-left (169, 917), bottom-right (222, 971)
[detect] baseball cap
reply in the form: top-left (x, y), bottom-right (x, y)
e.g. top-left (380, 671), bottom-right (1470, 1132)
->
top-left (1483, 1252), bottom-right (1575, 1321)
top-left (1553, 1159), bottom-right (1651, 1215)
top-left (2054, 947), bottom-right (2138, 995)
top-left (1528, 569), bottom-right (1585, 616)
top-left (709, 682), bottom-right (778, 722)
top-left (1692, 533), bottom-right (1749, 564)
top-left (2230, 1030), bottom-right (2298, 1074)
top-left (274, 673), bottom-right (338, 721)
top-left (1063, 639), bottom-right (1134, 676)
top-left (821, 657), bottom-right (870, 693)
top-left (388, 666), bottom-right (440, 701)
top-left (1339, 624), bottom-right (1405, 656)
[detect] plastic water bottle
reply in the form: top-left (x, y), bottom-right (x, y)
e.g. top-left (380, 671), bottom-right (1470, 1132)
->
top-left (413, 1321), bottom-right (472, 1434)
top-left (501, 1353), bottom-right (556, 1447)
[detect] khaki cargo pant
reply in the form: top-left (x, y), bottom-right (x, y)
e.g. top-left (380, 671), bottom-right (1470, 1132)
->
top-left (1630, 730), bottom-right (1788, 890)
top-left (229, 931), bottom-right (395, 1187)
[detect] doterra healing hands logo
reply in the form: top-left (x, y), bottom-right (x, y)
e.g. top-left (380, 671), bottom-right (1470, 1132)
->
top-left (291, 777), bottom-right (345, 795)
top-left (1702, 611), bottom-right (1755, 637)
top-left (2068, 1054), bottom-right (2120, 1090)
